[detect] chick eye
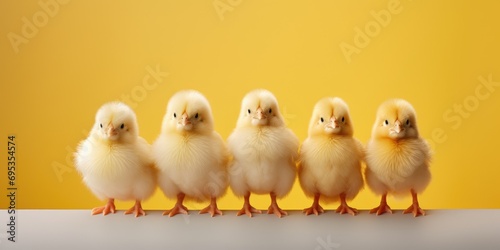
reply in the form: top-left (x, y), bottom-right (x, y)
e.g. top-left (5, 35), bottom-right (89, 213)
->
top-left (384, 120), bottom-right (389, 126)
top-left (120, 123), bottom-right (124, 129)
top-left (406, 119), bottom-right (410, 126)
top-left (99, 123), bottom-right (103, 128)
top-left (320, 117), bottom-right (324, 123)
top-left (269, 108), bottom-right (272, 114)
top-left (174, 113), bottom-right (177, 118)
top-left (341, 116), bottom-right (345, 122)
top-left (195, 113), bottom-right (199, 119)
top-left (247, 109), bottom-right (251, 114)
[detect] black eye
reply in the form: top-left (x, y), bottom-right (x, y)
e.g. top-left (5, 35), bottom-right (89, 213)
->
top-left (269, 108), bottom-right (272, 114)
top-left (195, 113), bottom-right (199, 119)
top-left (384, 120), bottom-right (389, 125)
top-left (174, 113), bottom-right (177, 118)
top-left (120, 124), bottom-right (124, 129)
top-left (320, 117), bottom-right (324, 123)
top-left (247, 109), bottom-right (251, 114)
top-left (99, 123), bottom-right (103, 128)
top-left (406, 120), bottom-right (410, 125)
top-left (341, 116), bottom-right (345, 122)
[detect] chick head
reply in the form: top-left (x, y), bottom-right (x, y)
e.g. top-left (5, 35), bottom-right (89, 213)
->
top-left (308, 97), bottom-right (353, 137)
top-left (162, 90), bottom-right (214, 134)
top-left (372, 99), bottom-right (419, 140)
top-left (93, 102), bottom-right (139, 143)
top-left (236, 89), bottom-right (285, 128)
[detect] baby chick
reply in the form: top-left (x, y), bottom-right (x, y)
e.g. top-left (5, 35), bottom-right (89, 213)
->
top-left (153, 90), bottom-right (229, 217)
top-left (299, 97), bottom-right (364, 216)
top-left (365, 99), bottom-right (431, 217)
top-left (228, 89), bottom-right (299, 218)
top-left (75, 102), bottom-right (156, 217)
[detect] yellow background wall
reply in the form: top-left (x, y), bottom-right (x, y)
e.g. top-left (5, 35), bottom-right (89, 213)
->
top-left (1, 0), bottom-right (499, 210)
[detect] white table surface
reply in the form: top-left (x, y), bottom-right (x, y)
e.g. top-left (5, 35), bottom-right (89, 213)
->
top-left (1, 209), bottom-right (499, 250)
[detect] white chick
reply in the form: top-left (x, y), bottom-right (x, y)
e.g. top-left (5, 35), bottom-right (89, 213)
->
top-left (365, 99), bottom-right (431, 217)
top-left (228, 89), bottom-right (299, 218)
top-left (299, 97), bottom-right (364, 216)
top-left (74, 102), bottom-right (156, 217)
top-left (153, 90), bottom-right (229, 217)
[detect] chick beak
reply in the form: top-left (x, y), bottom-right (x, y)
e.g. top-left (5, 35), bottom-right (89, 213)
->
top-left (393, 120), bottom-right (403, 134)
top-left (255, 107), bottom-right (267, 120)
top-left (326, 117), bottom-right (339, 129)
top-left (106, 124), bottom-right (118, 137)
top-left (331, 117), bottom-right (340, 129)
top-left (181, 113), bottom-right (191, 126)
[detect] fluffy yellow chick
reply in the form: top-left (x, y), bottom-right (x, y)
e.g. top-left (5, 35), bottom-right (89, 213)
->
top-left (299, 97), bottom-right (364, 216)
top-left (74, 102), bottom-right (156, 217)
top-left (365, 99), bottom-right (431, 217)
top-left (153, 90), bottom-right (229, 217)
top-left (228, 89), bottom-right (299, 218)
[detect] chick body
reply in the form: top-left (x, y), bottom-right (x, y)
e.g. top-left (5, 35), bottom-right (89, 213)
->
top-left (75, 102), bottom-right (156, 217)
top-left (228, 125), bottom-right (297, 198)
top-left (153, 90), bottom-right (228, 217)
top-left (154, 129), bottom-right (228, 201)
top-left (228, 89), bottom-right (299, 217)
top-left (298, 97), bottom-right (363, 215)
top-left (365, 138), bottom-right (431, 196)
top-left (300, 136), bottom-right (363, 202)
top-left (365, 99), bottom-right (431, 217)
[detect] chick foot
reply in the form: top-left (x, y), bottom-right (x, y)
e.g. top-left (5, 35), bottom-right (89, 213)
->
top-left (237, 194), bottom-right (262, 217)
top-left (199, 197), bottom-right (223, 217)
top-left (163, 193), bottom-right (189, 217)
top-left (303, 194), bottom-right (324, 216)
top-left (336, 193), bottom-right (358, 216)
top-left (403, 189), bottom-right (426, 217)
top-left (370, 194), bottom-right (393, 216)
top-left (124, 200), bottom-right (146, 217)
top-left (92, 198), bottom-right (116, 216)
top-left (267, 192), bottom-right (288, 218)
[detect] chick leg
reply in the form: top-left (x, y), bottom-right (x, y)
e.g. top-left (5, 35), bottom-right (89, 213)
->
top-left (236, 193), bottom-right (262, 217)
top-left (336, 193), bottom-right (359, 216)
top-left (403, 189), bottom-right (426, 217)
top-left (124, 200), bottom-right (146, 217)
top-left (267, 192), bottom-right (288, 218)
top-left (303, 193), bottom-right (324, 216)
top-left (163, 193), bottom-right (189, 217)
top-left (370, 193), bottom-right (393, 215)
top-left (199, 197), bottom-right (223, 217)
top-left (91, 198), bottom-right (116, 216)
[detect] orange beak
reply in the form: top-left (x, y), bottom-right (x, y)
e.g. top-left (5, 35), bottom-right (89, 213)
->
top-left (181, 113), bottom-right (191, 126)
top-left (255, 107), bottom-right (267, 120)
top-left (106, 124), bottom-right (118, 136)
top-left (330, 117), bottom-right (339, 129)
top-left (393, 120), bottom-right (403, 133)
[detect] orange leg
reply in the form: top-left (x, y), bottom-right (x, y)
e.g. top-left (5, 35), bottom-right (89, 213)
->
top-left (124, 200), bottom-right (146, 217)
top-left (199, 197), bottom-right (223, 217)
top-left (403, 189), bottom-right (426, 217)
top-left (236, 193), bottom-right (262, 217)
top-left (335, 193), bottom-right (359, 216)
top-left (370, 193), bottom-right (393, 215)
top-left (91, 198), bottom-right (116, 216)
top-left (303, 193), bottom-right (324, 216)
top-left (163, 193), bottom-right (189, 217)
top-left (267, 192), bottom-right (288, 218)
